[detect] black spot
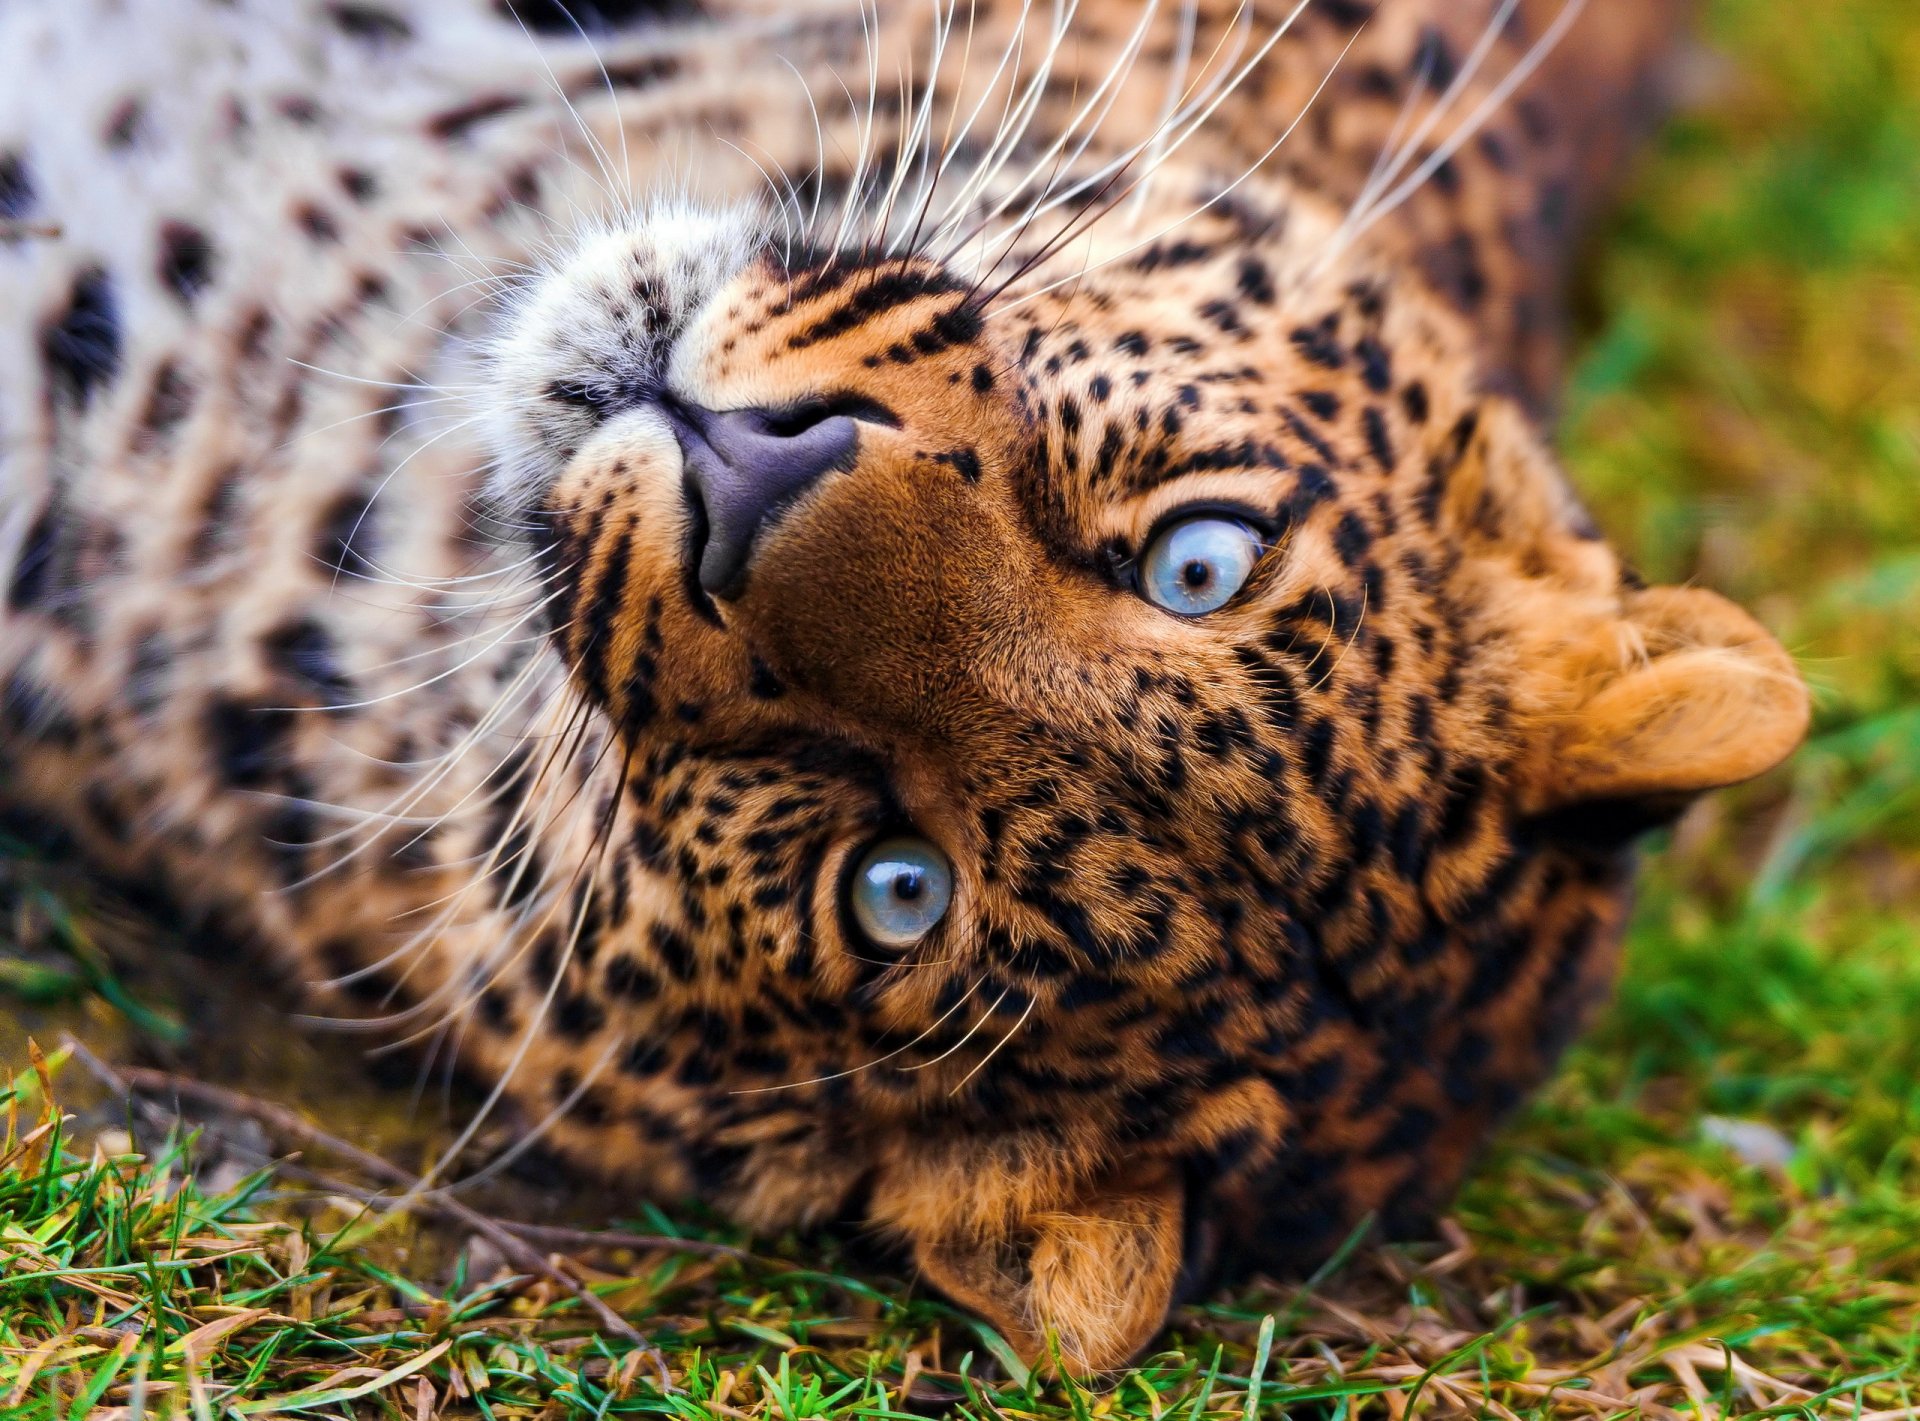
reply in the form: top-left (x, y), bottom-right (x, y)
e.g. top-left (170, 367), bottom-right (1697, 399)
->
top-left (158, 223), bottom-right (217, 306)
top-left (263, 619), bottom-right (354, 707)
top-left (1363, 406), bottom-right (1395, 470)
top-left (747, 657), bottom-right (786, 700)
top-left (128, 632), bottom-right (172, 719)
top-left (1400, 381), bottom-right (1430, 424)
top-left (136, 360), bottom-right (196, 447)
top-left (1281, 463), bottom-right (1337, 524)
top-left (478, 988), bottom-right (515, 1029)
top-left (316, 485), bottom-right (379, 578)
top-left (498, 0), bottom-right (695, 32)
top-left (971, 362), bottom-right (995, 393)
top-left (1133, 239), bottom-right (1213, 272)
top-left (650, 922), bottom-right (697, 983)
top-left (1538, 180), bottom-right (1572, 237)
top-left (1236, 256), bottom-right (1275, 305)
top-left (41, 267), bottom-right (121, 409)
top-left (190, 465), bottom-right (247, 566)
top-left (295, 204), bottom-right (341, 243)
top-left (1355, 336), bottom-right (1392, 393)
top-left (427, 95), bottom-right (529, 141)
top-left (787, 268), bottom-right (970, 348)
top-left (622, 1040), bottom-right (669, 1077)
top-left (1301, 716), bottom-right (1337, 785)
top-left (553, 991), bottom-right (606, 1038)
top-left (103, 98), bottom-right (146, 150)
top-left (206, 698), bottom-right (298, 788)
top-left (1370, 1103), bottom-right (1441, 1160)
top-left (932, 447), bottom-right (981, 483)
top-left (0, 151), bottom-right (34, 219)
top-left (276, 95), bottom-right (325, 127)
top-left (1423, 231), bottom-right (1488, 312)
top-left (604, 953), bottom-right (658, 1000)
top-left (1318, 0), bottom-right (1374, 26)
top-left (338, 167), bottom-right (380, 203)
top-left (1, 671), bottom-right (78, 744)
top-left (1289, 316), bottom-right (1345, 370)
top-left (1411, 26), bottom-right (1458, 90)
top-left (598, 55), bottom-right (682, 88)
top-left (328, 3), bottom-right (414, 43)
top-left (1199, 299), bottom-right (1246, 336)
top-left (1301, 390), bottom-right (1340, 421)
top-left (1332, 510), bottom-right (1371, 566)
top-left (7, 501), bottom-right (61, 613)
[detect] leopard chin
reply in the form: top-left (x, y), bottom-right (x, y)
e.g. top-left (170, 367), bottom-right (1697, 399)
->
top-left (0, 0), bottom-right (1802, 1372)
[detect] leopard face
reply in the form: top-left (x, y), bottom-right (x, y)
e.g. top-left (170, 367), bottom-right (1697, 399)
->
top-left (470, 184), bottom-right (1808, 1367)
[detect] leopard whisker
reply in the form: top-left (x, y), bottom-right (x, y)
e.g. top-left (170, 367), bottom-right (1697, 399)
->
top-left (1120, 0), bottom-right (1203, 230)
top-left (499, 1), bottom-right (634, 221)
top-left (731, 975), bottom-right (985, 1095)
top-left (891, 0), bottom-right (978, 262)
top-left (866, 0), bottom-right (939, 255)
top-left (280, 601), bottom-right (576, 874)
top-left (408, 715), bottom-right (641, 1191)
top-left (939, 0), bottom-right (1260, 264)
top-left (829, 0), bottom-right (888, 253)
top-left (947, 990), bottom-right (1036, 1096)
top-left (310, 578), bottom-right (570, 714)
top-left (429, 1033), bottom-right (623, 1197)
top-left (992, 20), bottom-right (1359, 309)
top-left (911, 0), bottom-right (1043, 252)
top-left (930, 0), bottom-right (1082, 248)
top-left (936, 0), bottom-right (1164, 261)
top-left (1304, 581), bottom-right (1368, 696)
top-left (1321, 0), bottom-right (1590, 276)
top-left (899, 984), bottom-right (1013, 1071)
top-left (1333, 1), bottom-right (1493, 266)
top-left (970, 0), bottom-right (1320, 298)
top-left (776, 55), bottom-right (832, 236)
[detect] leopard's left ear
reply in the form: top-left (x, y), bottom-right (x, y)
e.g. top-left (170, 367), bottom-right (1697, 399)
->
top-left (1522, 585), bottom-right (1809, 815)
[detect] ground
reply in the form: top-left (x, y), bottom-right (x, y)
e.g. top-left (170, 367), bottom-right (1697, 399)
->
top-left (3, 0), bottom-right (1918, 1414)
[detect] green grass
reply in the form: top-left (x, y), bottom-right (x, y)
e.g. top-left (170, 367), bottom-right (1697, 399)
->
top-left (6, 0), bottom-right (1920, 1413)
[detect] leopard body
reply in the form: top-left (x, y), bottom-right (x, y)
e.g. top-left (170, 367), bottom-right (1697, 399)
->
top-left (0, 0), bottom-right (1807, 1367)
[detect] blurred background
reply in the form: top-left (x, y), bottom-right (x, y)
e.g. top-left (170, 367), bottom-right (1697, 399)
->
top-left (2, 0), bottom-right (1917, 1412)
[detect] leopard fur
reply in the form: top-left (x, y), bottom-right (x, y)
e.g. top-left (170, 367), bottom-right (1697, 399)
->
top-left (0, 0), bottom-right (1808, 1370)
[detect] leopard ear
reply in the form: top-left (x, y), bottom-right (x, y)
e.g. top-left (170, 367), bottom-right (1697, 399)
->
top-left (876, 1159), bottom-right (1184, 1374)
top-left (1523, 585), bottom-right (1809, 816)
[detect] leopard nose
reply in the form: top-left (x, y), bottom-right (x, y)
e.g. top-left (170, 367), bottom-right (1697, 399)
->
top-left (668, 401), bottom-right (859, 600)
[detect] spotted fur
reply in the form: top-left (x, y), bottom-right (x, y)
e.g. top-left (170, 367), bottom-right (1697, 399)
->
top-left (0, 0), bottom-right (1807, 1370)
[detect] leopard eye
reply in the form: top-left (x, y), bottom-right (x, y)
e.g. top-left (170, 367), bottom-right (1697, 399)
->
top-left (1140, 514), bottom-right (1264, 615)
top-left (849, 835), bottom-right (953, 949)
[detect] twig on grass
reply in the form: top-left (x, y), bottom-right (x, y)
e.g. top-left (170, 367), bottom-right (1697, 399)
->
top-left (60, 1036), bottom-right (675, 1387)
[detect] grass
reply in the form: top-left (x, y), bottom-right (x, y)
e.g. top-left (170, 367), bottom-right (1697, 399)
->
top-left (5, 0), bottom-right (1920, 1413)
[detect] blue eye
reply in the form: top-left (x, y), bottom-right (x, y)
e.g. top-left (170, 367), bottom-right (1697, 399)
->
top-left (849, 836), bottom-right (953, 948)
top-left (1140, 515), bottom-right (1265, 615)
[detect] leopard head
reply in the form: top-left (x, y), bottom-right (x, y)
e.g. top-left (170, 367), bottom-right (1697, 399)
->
top-left (471, 187), bottom-right (1806, 1370)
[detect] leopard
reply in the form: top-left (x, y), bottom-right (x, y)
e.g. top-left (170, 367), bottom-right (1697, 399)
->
top-left (0, 0), bottom-right (1810, 1372)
